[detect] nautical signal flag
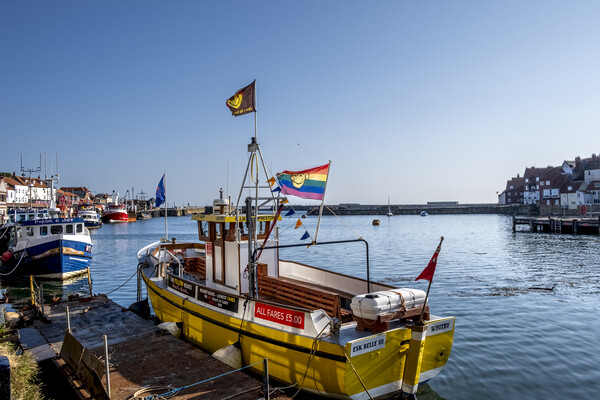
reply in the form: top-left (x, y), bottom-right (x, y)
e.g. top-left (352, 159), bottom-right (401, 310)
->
top-left (277, 163), bottom-right (330, 200)
top-left (415, 237), bottom-right (444, 282)
top-left (300, 231), bottom-right (310, 241)
top-left (295, 219), bottom-right (303, 229)
top-left (155, 174), bottom-right (166, 208)
top-left (226, 80), bottom-right (256, 116)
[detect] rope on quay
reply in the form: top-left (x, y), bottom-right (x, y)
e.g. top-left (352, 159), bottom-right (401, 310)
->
top-left (139, 360), bottom-right (269, 400)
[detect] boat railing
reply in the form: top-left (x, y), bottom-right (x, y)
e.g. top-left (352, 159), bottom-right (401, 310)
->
top-left (254, 238), bottom-right (372, 293)
top-left (158, 244), bottom-right (184, 278)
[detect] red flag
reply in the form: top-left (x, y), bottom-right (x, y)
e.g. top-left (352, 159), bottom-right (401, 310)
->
top-left (415, 237), bottom-right (444, 282)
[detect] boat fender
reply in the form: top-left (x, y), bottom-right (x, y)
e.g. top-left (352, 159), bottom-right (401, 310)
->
top-left (212, 341), bottom-right (242, 369)
top-left (126, 298), bottom-right (150, 320)
top-left (1, 252), bottom-right (12, 263)
top-left (157, 322), bottom-right (181, 338)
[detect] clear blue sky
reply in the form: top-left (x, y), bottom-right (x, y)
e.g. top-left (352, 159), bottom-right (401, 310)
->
top-left (2, 1), bottom-right (599, 206)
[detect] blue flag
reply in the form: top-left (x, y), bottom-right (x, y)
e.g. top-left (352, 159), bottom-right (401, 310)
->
top-left (285, 208), bottom-right (295, 217)
top-left (155, 174), bottom-right (166, 207)
top-left (300, 231), bottom-right (310, 241)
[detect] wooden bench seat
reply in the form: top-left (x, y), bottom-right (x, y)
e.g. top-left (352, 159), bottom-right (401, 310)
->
top-left (258, 275), bottom-right (353, 321)
top-left (183, 257), bottom-right (206, 280)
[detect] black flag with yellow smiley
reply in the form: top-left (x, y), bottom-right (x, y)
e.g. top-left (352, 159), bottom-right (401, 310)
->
top-left (226, 80), bottom-right (256, 116)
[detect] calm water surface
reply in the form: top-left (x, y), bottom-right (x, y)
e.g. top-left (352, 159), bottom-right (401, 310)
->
top-left (3, 214), bottom-right (599, 399)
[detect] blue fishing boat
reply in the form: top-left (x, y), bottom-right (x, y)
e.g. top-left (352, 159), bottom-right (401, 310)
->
top-left (0, 216), bottom-right (92, 279)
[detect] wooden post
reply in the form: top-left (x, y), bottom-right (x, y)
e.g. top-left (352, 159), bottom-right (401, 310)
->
top-left (30, 275), bottom-right (35, 306)
top-left (263, 358), bottom-right (270, 400)
top-left (87, 267), bottom-right (93, 297)
top-left (66, 306), bottom-right (71, 333)
top-left (529, 219), bottom-right (534, 233)
top-left (104, 335), bottom-right (111, 398)
top-left (39, 284), bottom-right (44, 319)
top-left (512, 215), bottom-right (516, 232)
top-left (573, 219), bottom-right (578, 234)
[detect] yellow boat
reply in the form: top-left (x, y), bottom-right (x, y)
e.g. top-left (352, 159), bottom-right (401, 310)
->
top-left (137, 138), bottom-right (454, 399)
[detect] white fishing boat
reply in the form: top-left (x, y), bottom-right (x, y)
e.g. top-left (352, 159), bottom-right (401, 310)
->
top-left (78, 208), bottom-right (103, 229)
top-left (136, 135), bottom-right (454, 399)
top-left (387, 196), bottom-right (393, 217)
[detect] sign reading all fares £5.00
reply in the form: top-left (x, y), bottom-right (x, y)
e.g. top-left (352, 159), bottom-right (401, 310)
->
top-left (254, 303), bottom-right (305, 329)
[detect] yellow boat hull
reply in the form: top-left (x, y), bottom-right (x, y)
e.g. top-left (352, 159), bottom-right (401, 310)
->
top-left (143, 274), bottom-right (454, 399)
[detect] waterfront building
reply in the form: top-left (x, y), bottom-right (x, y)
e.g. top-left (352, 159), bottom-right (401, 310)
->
top-left (60, 187), bottom-right (95, 204)
top-left (498, 175), bottom-right (525, 205)
top-left (523, 167), bottom-right (549, 205)
top-left (539, 167), bottom-right (566, 207)
top-left (559, 179), bottom-right (581, 210)
top-left (501, 153), bottom-right (600, 210)
top-left (0, 178), bottom-right (7, 224)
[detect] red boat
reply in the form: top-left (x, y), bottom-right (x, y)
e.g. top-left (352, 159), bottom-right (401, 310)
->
top-left (101, 204), bottom-right (128, 223)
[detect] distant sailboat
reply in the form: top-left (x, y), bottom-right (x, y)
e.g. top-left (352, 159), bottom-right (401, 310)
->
top-left (387, 196), bottom-right (394, 216)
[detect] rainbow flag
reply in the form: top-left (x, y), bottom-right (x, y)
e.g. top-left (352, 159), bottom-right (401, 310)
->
top-left (276, 163), bottom-right (330, 200)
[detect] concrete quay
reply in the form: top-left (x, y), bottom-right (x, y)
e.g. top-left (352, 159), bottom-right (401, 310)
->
top-left (291, 203), bottom-right (531, 216)
top-left (16, 295), bottom-right (290, 400)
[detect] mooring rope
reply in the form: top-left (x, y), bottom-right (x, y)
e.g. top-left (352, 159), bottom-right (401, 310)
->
top-left (146, 360), bottom-right (267, 400)
top-left (0, 251), bottom-right (26, 276)
top-left (266, 319), bottom-right (331, 398)
top-left (104, 267), bottom-right (139, 295)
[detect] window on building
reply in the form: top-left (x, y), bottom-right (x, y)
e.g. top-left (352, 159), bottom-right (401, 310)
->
top-left (546, 181), bottom-right (550, 185)
top-left (536, 177), bottom-right (540, 181)
top-left (568, 186), bottom-right (572, 191)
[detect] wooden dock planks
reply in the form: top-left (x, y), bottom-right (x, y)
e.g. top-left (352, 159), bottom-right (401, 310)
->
top-left (26, 295), bottom-right (289, 400)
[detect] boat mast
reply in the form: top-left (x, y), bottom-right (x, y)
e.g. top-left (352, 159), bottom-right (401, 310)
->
top-left (163, 173), bottom-right (168, 241)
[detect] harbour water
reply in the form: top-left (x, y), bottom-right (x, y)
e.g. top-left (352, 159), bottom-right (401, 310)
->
top-left (2, 214), bottom-right (599, 399)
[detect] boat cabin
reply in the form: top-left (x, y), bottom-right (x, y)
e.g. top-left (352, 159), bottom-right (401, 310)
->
top-left (191, 204), bottom-right (280, 296)
top-left (6, 208), bottom-right (61, 224)
top-left (14, 218), bottom-right (88, 243)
